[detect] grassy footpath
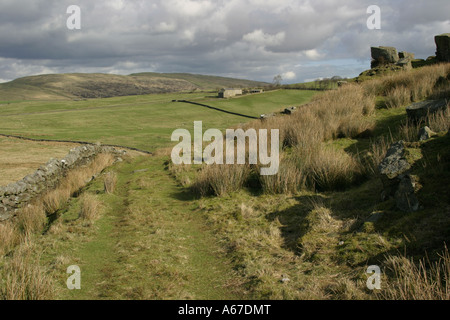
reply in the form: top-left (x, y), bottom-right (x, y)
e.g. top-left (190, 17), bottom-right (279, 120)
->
top-left (42, 155), bottom-right (245, 300)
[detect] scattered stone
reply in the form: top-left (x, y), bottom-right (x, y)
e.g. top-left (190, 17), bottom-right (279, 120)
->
top-left (280, 275), bottom-right (290, 283)
top-left (283, 106), bottom-right (297, 115)
top-left (406, 100), bottom-right (448, 122)
top-left (418, 126), bottom-right (436, 141)
top-left (260, 113), bottom-right (275, 120)
top-left (435, 33), bottom-right (450, 62)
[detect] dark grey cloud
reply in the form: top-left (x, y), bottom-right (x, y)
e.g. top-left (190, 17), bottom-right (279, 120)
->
top-left (0, 0), bottom-right (449, 84)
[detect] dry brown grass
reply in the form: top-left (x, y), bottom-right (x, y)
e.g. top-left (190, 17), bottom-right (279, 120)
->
top-left (16, 203), bottom-right (47, 237)
top-left (363, 63), bottom-right (450, 108)
top-left (0, 222), bottom-right (20, 256)
top-left (385, 86), bottom-right (412, 109)
top-left (42, 153), bottom-right (114, 214)
top-left (0, 244), bottom-right (54, 300)
top-left (0, 137), bottom-right (78, 186)
top-left (79, 193), bottom-right (103, 223)
top-left (298, 201), bottom-right (343, 261)
top-left (259, 157), bottom-right (306, 194)
top-left (192, 164), bottom-right (250, 197)
top-left (428, 106), bottom-right (450, 133)
top-left (397, 106), bottom-right (449, 142)
top-left (364, 136), bottom-right (393, 175)
top-left (103, 171), bottom-right (118, 194)
top-left (381, 246), bottom-right (450, 300)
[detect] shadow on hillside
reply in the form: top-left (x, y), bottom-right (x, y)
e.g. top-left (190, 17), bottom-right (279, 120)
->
top-left (169, 188), bottom-right (197, 202)
top-left (266, 194), bottom-right (328, 255)
top-left (265, 180), bottom-right (386, 258)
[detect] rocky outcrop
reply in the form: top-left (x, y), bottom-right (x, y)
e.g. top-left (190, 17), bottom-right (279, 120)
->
top-left (435, 33), bottom-right (450, 62)
top-left (406, 100), bottom-right (448, 122)
top-left (399, 51), bottom-right (415, 60)
top-left (371, 46), bottom-right (414, 70)
top-left (378, 141), bottom-right (420, 212)
top-left (371, 46), bottom-right (399, 67)
top-left (0, 145), bottom-right (125, 221)
top-left (396, 58), bottom-right (412, 70)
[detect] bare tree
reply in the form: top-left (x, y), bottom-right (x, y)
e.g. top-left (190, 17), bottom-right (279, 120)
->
top-left (273, 74), bottom-right (282, 86)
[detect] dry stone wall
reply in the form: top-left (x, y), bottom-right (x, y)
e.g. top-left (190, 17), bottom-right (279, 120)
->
top-left (0, 144), bottom-right (125, 221)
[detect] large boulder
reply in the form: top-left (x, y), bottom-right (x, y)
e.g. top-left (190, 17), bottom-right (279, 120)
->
top-left (371, 46), bottom-right (399, 67)
top-left (406, 100), bottom-right (448, 122)
top-left (435, 33), bottom-right (450, 62)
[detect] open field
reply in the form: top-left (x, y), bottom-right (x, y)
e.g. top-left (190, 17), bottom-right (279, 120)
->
top-left (0, 90), bottom-right (316, 152)
top-left (0, 137), bottom-right (78, 186)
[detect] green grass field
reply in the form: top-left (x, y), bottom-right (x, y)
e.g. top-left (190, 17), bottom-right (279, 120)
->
top-left (0, 90), bottom-right (316, 151)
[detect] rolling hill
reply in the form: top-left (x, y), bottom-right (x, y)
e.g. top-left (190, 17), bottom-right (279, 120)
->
top-left (0, 72), bottom-right (269, 101)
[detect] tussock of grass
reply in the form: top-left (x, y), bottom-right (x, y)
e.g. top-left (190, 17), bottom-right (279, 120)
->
top-left (16, 203), bottom-right (47, 237)
top-left (363, 136), bottom-right (393, 176)
top-left (381, 246), bottom-right (450, 300)
top-left (298, 202), bottom-right (343, 260)
top-left (0, 245), bottom-right (54, 300)
top-left (259, 158), bottom-right (305, 194)
top-left (103, 171), bottom-right (118, 194)
top-left (79, 193), bottom-right (103, 224)
top-left (299, 145), bottom-right (365, 191)
top-left (0, 222), bottom-right (20, 256)
top-left (363, 63), bottom-right (450, 109)
top-left (192, 164), bottom-right (250, 197)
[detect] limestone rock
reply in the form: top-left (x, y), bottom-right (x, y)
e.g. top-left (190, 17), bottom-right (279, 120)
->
top-left (399, 51), bottom-right (415, 60)
top-left (378, 141), bottom-right (421, 212)
top-left (418, 126), bottom-right (436, 141)
top-left (378, 141), bottom-right (411, 180)
top-left (406, 100), bottom-right (448, 122)
top-left (371, 46), bottom-right (399, 67)
top-left (396, 58), bottom-right (412, 70)
top-left (435, 33), bottom-right (450, 62)
top-left (283, 106), bottom-right (297, 115)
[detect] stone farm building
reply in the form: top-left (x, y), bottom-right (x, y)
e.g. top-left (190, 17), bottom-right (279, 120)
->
top-left (218, 88), bottom-right (243, 98)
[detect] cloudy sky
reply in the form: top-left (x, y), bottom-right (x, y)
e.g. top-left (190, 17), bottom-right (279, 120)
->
top-left (0, 0), bottom-right (449, 83)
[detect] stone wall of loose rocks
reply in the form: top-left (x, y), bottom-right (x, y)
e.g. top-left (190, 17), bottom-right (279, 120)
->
top-left (0, 145), bottom-right (125, 221)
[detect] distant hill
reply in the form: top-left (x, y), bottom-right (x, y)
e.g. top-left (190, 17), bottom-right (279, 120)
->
top-left (0, 72), bottom-right (269, 101)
